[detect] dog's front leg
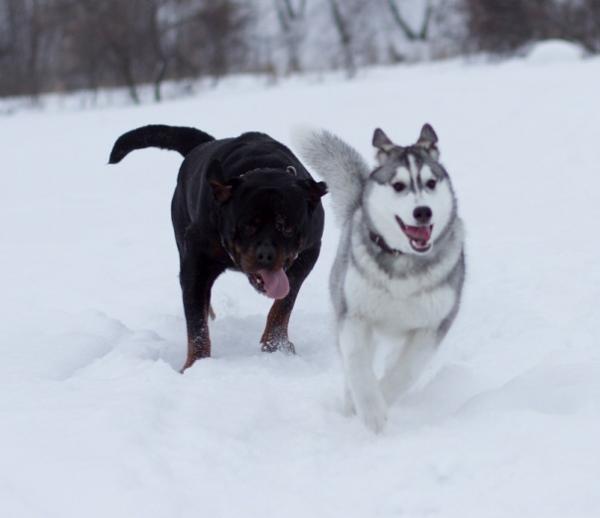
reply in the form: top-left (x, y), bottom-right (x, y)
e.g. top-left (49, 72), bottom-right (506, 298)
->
top-left (380, 329), bottom-right (439, 405)
top-left (179, 254), bottom-right (224, 372)
top-left (339, 317), bottom-right (387, 433)
top-left (260, 243), bottom-right (321, 354)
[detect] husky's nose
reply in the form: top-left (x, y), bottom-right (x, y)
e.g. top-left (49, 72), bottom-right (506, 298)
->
top-left (256, 242), bottom-right (276, 267)
top-left (413, 206), bottom-right (432, 224)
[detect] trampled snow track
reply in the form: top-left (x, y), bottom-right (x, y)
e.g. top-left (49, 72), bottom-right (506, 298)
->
top-left (2, 49), bottom-right (600, 517)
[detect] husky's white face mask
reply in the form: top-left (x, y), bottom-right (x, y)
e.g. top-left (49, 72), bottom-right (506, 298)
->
top-left (363, 124), bottom-right (456, 256)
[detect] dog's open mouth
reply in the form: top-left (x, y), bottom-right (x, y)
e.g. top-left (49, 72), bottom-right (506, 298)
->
top-left (395, 216), bottom-right (433, 253)
top-left (248, 269), bottom-right (290, 299)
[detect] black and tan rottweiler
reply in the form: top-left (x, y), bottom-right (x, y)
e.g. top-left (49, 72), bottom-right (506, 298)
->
top-left (109, 125), bottom-right (327, 371)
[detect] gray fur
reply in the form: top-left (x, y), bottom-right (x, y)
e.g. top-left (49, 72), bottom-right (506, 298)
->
top-left (372, 128), bottom-right (394, 151)
top-left (360, 203), bottom-right (461, 282)
top-left (294, 129), bottom-right (370, 224)
top-left (329, 223), bottom-right (352, 319)
top-left (297, 125), bottom-right (466, 433)
top-left (416, 123), bottom-right (440, 160)
top-left (437, 251), bottom-right (465, 340)
top-left (417, 123), bottom-right (438, 147)
top-left (370, 146), bottom-right (447, 190)
top-left (297, 127), bottom-right (464, 291)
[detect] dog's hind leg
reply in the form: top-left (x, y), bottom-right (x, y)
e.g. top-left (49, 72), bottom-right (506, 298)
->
top-left (339, 317), bottom-right (387, 433)
top-left (260, 243), bottom-right (321, 354)
top-left (380, 329), bottom-right (439, 405)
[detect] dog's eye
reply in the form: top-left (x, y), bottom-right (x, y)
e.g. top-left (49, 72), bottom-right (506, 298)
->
top-left (392, 182), bottom-right (406, 193)
top-left (282, 226), bottom-right (294, 237)
top-left (426, 179), bottom-right (437, 190)
top-left (275, 215), bottom-right (293, 237)
top-left (244, 225), bottom-right (256, 236)
top-left (276, 222), bottom-right (294, 237)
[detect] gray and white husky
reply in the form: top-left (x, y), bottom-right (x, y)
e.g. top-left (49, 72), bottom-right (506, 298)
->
top-left (296, 124), bottom-right (465, 432)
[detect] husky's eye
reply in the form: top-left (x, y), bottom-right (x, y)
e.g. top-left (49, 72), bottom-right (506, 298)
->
top-left (392, 182), bottom-right (406, 193)
top-left (426, 179), bottom-right (437, 190)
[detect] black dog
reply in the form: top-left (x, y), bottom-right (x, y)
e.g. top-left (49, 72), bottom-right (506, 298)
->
top-left (109, 125), bottom-right (327, 371)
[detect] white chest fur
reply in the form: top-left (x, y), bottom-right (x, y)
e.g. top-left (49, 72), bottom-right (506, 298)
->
top-left (343, 221), bottom-right (463, 334)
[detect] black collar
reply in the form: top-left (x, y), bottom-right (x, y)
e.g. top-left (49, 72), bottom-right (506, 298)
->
top-left (369, 232), bottom-right (403, 256)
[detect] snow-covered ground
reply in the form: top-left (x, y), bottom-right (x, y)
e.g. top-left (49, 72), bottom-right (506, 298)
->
top-left (2, 48), bottom-right (600, 517)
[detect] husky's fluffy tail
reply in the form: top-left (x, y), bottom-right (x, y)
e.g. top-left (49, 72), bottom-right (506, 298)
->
top-left (108, 125), bottom-right (214, 164)
top-left (294, 128), bottom-right (370, 224)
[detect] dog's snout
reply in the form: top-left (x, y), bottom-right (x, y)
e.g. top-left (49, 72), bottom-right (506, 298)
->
top-left (256, 242), bottom-right (276, 267)
top-left (413, 206), bottom-right (432, 224)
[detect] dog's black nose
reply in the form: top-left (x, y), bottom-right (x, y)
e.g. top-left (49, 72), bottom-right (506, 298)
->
top-left (413, 206), bottom-right (432, 224)
top-left (256, 243), bottom-right (276, 267)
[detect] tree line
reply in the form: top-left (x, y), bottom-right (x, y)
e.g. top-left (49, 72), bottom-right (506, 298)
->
top-left (0, 0), bottom-right (598, 103)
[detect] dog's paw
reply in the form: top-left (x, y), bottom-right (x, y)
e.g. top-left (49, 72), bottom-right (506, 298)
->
top-left (179, 357), bottom-right (196, 373)
top-left (356, 395), bottom-right (388, 434)
top-left (260, 339), bottom-right (296, 355)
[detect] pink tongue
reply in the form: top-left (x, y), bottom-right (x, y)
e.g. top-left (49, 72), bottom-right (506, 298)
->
top-left (258, 269), bottom-right (290, 299)
top-left (405, 225), bottom-right (431, 242)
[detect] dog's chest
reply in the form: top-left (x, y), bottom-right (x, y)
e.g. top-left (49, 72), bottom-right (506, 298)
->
top-left (345, 267), bottom-right (455, 331)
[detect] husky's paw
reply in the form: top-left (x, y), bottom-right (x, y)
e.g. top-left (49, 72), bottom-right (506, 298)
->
top-left (357, 396), bottom-right (388, 434)
top-left (261, 339), bottom-right (296, 355)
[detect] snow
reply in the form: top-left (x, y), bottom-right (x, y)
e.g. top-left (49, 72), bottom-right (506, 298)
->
top-left (2, 56), bottom-right (600, 517)
top-left (524, 39), bottom-right (586, 64)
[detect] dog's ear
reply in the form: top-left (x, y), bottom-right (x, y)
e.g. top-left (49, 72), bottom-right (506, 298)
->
top-left (209, 160), bottom-right (243, 204)
top-left (416, 123), bottom-right (440, 160)
top-left (210, 177), bottom-right (245, 204)
top-left (373, 128), bottom-right (397, 165)
top-left (210, 180), bottom-right (234, 203)
top-left (372, 128), bottom-right (394, 151)
top-left (298, 178), bottom-right (328, 208)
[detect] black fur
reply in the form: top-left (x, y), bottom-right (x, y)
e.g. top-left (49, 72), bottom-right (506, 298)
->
top-left (109, 126), bottom-right (327, 372)
top-left (108, 124), bottom-right (215, 164)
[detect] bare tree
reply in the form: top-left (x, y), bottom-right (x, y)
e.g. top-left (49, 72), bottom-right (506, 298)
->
top-left (56, 0), bottom-right (252, 103)
top-left (327, 0), bottom-right (356, 77)
top-left (462, 0), bottom-right (600, 55)
top-left (0, 0), bottom-right (60, 98)
top-left (387, 0), bottom-right (434, 42)
top-left (554, 0), bottom-right (600, 53)
top-left (463, 0), bottom-right (542, 54)
top-left (2, 0), bottom-right (598, 104)
top-left (177, 0), bottom-right (253, 84)
top-left (274, 0), bottom-right (307, 74)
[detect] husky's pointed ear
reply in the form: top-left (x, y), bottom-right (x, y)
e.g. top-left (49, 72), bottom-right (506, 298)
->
top-left (373, 128), bottom-right (396, 165)
top-left (416, 123), bottom-right (440, 160)
top-left (209, 160), bottom-right (243, 204)
top-left (298, 178), bottom-right (328, 208)
top-left (373, 128), bottom-right (399, 165)
top-left (372, 128), bottom-right (394, 151)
